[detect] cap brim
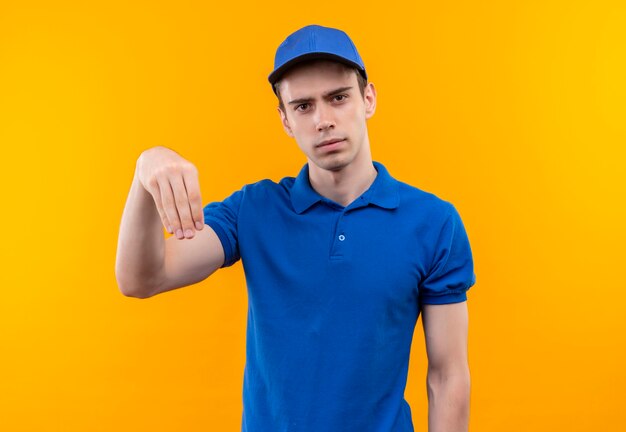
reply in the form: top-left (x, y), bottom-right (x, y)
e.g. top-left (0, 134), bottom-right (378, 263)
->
top-left (268, 52), bottom-right (367, 93)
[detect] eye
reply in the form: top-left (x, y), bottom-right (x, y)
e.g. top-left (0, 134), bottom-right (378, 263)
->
top-left (333, 94), bottom-right (347, 102)
top-left (295, 103), bottom-right (310, 112)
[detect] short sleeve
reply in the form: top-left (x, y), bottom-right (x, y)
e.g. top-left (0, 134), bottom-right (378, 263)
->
top-left (418, 203), bottom-right (476, 305)
top-left (202, 187), bottom-right (245, 268)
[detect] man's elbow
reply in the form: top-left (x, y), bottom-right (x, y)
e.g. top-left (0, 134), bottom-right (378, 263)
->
top-left (427, 364), bottom-right (471, 399)
top-left (120, 287), bottom-right (152, 299)
top-left (115, 273), bottom-right (155, 299)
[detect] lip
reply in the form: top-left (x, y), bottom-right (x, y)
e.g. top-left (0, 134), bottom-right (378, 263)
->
top-left (316, 138), bottom-right (345, 148)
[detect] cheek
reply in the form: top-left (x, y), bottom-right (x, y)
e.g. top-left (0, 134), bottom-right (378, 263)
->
top-left (288, 125), bottom-right (310, 148)
top-left (345, 104), bottom-right (362, 122)
top-left (291, 119), bottom-right (315, 138)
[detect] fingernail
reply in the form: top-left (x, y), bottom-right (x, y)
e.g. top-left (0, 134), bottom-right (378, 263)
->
top-left (195, 221), bottom-right (203, 230)
top-left (184, 229), bottom-right (193, 238)
top-left (167, 225), bottom-right (172, 234)
top-left (176, 228), bottom-right (183, 239)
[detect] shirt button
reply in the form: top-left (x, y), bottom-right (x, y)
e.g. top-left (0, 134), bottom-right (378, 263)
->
top-left (338, 234), bottom-right (346, 241)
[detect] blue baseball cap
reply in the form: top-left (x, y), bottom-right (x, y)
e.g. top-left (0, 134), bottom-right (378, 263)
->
top-left (268, 24), bottom-right (367, 94)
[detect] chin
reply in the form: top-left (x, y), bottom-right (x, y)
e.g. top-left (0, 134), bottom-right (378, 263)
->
top-left (311, 154), bottom-right (352, 172)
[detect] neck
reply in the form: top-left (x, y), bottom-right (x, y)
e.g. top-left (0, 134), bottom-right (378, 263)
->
top-left (307, 148), bottom-right (378, 208)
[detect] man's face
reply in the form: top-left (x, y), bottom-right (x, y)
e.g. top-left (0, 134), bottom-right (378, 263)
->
top-left (277, 60), bottom-right (376, 172)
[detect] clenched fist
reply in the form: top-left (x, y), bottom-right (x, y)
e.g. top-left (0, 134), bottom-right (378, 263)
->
top-left (136, 146), bottom-right (204, 240)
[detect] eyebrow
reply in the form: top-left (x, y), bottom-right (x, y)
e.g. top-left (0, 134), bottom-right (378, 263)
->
top-left (287, 86), bottom-right (353, 105)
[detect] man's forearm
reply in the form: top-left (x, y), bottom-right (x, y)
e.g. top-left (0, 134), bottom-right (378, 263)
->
top-left (426, 369), bottom-right (471, 432)
top-left (115, 166), bottom-right (165, 297)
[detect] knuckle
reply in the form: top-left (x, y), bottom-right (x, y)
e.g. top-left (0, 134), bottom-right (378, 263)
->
top-left (147, 176), bottom-right (159, 190)
top-left (157, 165), bottom-right (174, 177)
top-left (187, 189), bottom-right (199, 201)
top-left (183, 161), bottom-right (197, 172)
top-left (175, 195), bottom-right (189, 208)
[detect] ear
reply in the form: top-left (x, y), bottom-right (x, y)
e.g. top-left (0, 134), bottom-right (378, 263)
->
top-left (364, 82), bottom-right (377, 119)
top-left (278, 106), bottom-right (294, 137)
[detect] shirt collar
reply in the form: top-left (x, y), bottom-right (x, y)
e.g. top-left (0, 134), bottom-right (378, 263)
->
top-left (290, 160), bottom-right (400, 214)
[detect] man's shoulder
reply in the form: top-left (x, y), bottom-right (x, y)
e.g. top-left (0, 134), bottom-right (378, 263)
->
top-left (393, 178), bottom-right (454, 217)
top-left (239, 175), bottom-right (296, 192)
top-left (233, 175), bottom-right (296, 203)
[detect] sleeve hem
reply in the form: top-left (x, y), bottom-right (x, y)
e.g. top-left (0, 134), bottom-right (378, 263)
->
top-left (204, 218), bottom-right (236, 267)
top-left (420, 290), bottom-right (468, 305)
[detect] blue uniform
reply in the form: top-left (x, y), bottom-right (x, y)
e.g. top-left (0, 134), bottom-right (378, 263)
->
top-left (203, 161), bottom-right (476, 432)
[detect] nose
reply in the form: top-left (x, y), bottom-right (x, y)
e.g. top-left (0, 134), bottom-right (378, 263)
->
top-left (315, 104), bottom-right (335, 132)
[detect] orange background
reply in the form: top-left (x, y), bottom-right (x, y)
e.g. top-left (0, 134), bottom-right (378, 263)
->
top-left (1, 1), bottom-right (625, 430)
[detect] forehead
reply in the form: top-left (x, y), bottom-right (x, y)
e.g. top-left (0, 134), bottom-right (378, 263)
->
top-left (279, 60), bottom-right (357, 98)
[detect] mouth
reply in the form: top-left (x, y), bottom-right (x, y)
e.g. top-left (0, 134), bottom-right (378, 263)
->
top-left (316, 138), bottom-right (346, 148)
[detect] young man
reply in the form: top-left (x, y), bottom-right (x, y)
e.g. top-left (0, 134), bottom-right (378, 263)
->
top-left (116, 24), bottom-right (476, 432)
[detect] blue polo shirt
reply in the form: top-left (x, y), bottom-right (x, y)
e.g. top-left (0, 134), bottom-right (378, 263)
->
top-left (203, 161), bottom-right (476, 432)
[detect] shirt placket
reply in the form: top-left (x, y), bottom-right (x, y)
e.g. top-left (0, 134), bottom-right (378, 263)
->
top-left (327, 196), bottom-right (369, 261)
top-left (329, 208), bottom-right (347, 260)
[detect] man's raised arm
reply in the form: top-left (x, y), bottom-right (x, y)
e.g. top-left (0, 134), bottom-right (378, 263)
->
top-left (115, 146), bottom-right (224, 299)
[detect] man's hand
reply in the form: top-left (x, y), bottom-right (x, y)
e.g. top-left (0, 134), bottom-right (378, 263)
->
top-left (116, 146), bottom-right (224, 298)
top-left (136, 146), bottom-right (204, 240)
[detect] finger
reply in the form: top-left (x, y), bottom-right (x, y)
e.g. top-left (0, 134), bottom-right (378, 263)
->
top-left (145, 177), bottom-right (172, 234)
top-left (157, 176), bottom-right (183, 239)
top-left (169, 174), bottom-right (195, 239)
top-left (182, 168), bottom-right (204, 231)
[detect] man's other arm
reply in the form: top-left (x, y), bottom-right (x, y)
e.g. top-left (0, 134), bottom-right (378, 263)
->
top-left (115, 147), bottom-right (225, 298)
top-left (421, 301), bottom-right (471, 432)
